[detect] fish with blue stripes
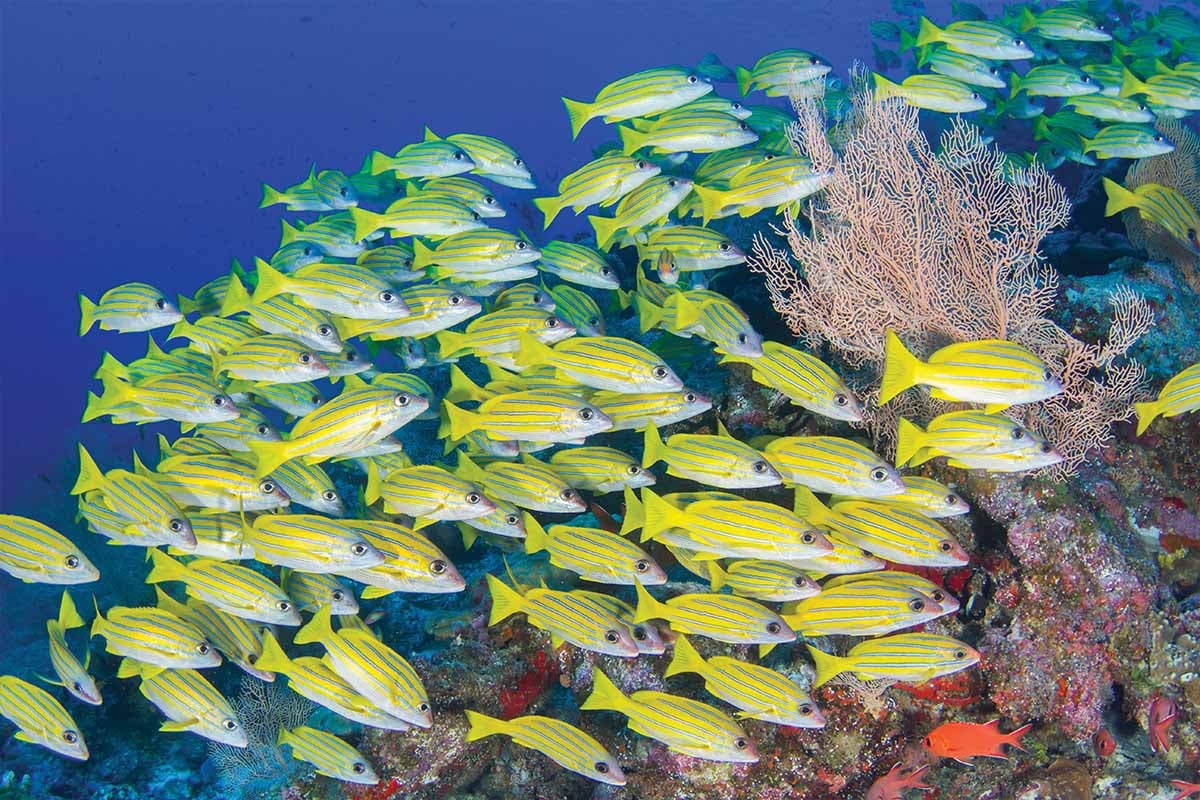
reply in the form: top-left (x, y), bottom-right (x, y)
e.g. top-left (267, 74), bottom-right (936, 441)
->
top-left (0, 515), bottom-right (98, 585)
top-left (486, 574), bottom-right (639, 656)
top-left (643, 421), bottom-right (781, 489)
top-left (146, 550), bottom-right (302, 625)
top-left (0, 675), bottom-right (89, 760)
top-left (44, 592), bottom-right (102, 705)
top-left (465, 710), bottom-right (625, 785)
top-left (119, 660), bottom-right (247, 747)
top-left (523, 514), bottom-right (665, 585)
top-left (79, 282), bottom-right (181, 335)
top-left (278, 725), bottom-right (379, 785)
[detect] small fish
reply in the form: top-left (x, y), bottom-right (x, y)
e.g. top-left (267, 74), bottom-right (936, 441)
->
top-left (546, 283), bottom-right (607, 336)
top-left (1105, 180), bottom-right (1200, 257)
top-left (690, 156), bottom-right (830, 222)
top-left (243, 515), bottom-right (385, 573)
top-left (922, 719), bottom-right (1032, 765)
top-left (405, 176), bottom-right (506, 218)
top-left (763, 436), bottom-right (904, 497)
top-left (1082, 123), bottom-right (1176, 159)
top-left (248, 259), bottom-right (410, 320)
top-left (710, 560), bottom-right (821, 602)
top-left (913, 16), bottom-right (1033, 60)
top-left (278, 725), bottom-right (379, 785)
top-left (538, 241), bottom-right (620, 289)
top-left (90, 601), bottom-right (221, 671)
top-left (154, 590), bottom-right (273, 681)
top-left (534, 153), bottom-right (661, 226)
top-left (643, 421), bottom-right (780, 489)
top-left (339, 519), bottom-right (464, 596)
top-left (192, 405), bottom-right (281, 451)
top-left (619, 109), bottom-right (758, 155)
top-left (873, 73), bottom-right (986, 112)
top-left (736, 49), bottom-right (831, 96)
top-left (896, 412), bottom-right (1060, 471)
top-left (592, 387), bottom-right (712, 431)
top-left (1094, 728), bottom-right (1116, 758)
top-left (517, 334), bottom-right (681, 394)
top-left (146, 550), bottom-right (302, 625)
top-left (808, 632), bottom-right (979, 686)
top-left (721, 341), bottom-right (861, 420)
top-left (1136, 360), bottom-right (1200, 433)
top-left (269, 459), bottom-right (344, 517)
top-left (412, 229), bottom-right (539, 280)
top-left (369, 139), bottom-right (475, 178)
top-left (1150, 695), bottom-right (1178, 753)
top-left (783, 581), bottom-right (945, 639)
top-left (83, 372), bottom-right (238, 426)
top-left (581, 668), bottom-right (756, 762)
top-left (220, 279), bottom-right (345, 354)
top-left (637, 225), bottom-right (745, 275)
top-left (1065, 94), bottom-right (1155, 123)
top-left (0, 676), bottom-right (89, 760)
top-left (44, 592), bottom-right (102, 705)
top-left (121, 660), bottom-right (247, 747)
top-left (1010, 64), bottom-right (1101, 98)
top-left (524, 515), bottom-right (665, 586)
top-left (152, 453), bottom-right (291, 512)
top-left (666, 634), bottom-right (824, 727)
top-left (588, 176), bottom-right (695, 250)
top-left (0, 515), bottom-right (99, 585)
top-left (633, 580), bottom-right (794, 645)
top-left (280, 213), bottom-right (374, 259)
top-left (916, 46), bottom-right (1005, 89)
top-left (423, 127), bottom-right (533, 187)
top-left (563, 67), bottom-right (712, 138)
top-left (169, 316), bottom-right (261, 355)
top-left (1018, 6), bottom-right (1109, 41)
top-left (364, 462), bottom-right (495, 526)
top-left (465, 710), bottom-right (624, 785)
top-left (260, 165), bottom-right (358, 211)
top-left (79, 283), bottom-right (181, 335)
top-left (549, 446), bottom-right (655, 494)
top-left (487, 574), bottom-right (639, 656)
top-left (212, 334), bottom-right (329, 384)
top-left (441, 393), bottom-right (609, 446)
top-left (70, 445), bottom-right (195, 550)
top-left (436, 306), bottom-right (575, 361)
top-left (458, 454), bottom-right (586, 514)
top-left (866, 763), bottom-right (931, 800)
top-left (1121, 69), bottom-right (1200, 113)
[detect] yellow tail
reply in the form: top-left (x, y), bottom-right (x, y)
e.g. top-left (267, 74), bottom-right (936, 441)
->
top-left (1102, 177), bottom-right (1143, 217)
top-left (579, 667), bottom-right (630, 713)
top-left (561, 96), bottom-right (594, 140)
top-left (293, 604), bottom-right (334, 646)
top-left (522, 513), bottom-right (548, 555)
top-left (894, 417), bottom-right (928, 468)
top-left (464, 709), bottom-right (512, 741)
top-left (640, 488), bottom-right (687, 542)
top-left (533, 195), bottom-right (564, 229)
top-left (485, 573), bottom-right (525, 624)
top-left (246, 438), bottom-right (295, 479)
top-left (878, 330), bottom-right (923, 405)
top-left (664, 634), bottom-right (708, 678)
top-left (78, 295), bottom-right (99, 336)
top-left (631, 578), bottom-right (672, 624)
top-left (807, 644), bottom-right (850, 687)
top-left (1134, 400), bottom-right (1161, 435)
top-left (641, 423), bottom-right (668, 468)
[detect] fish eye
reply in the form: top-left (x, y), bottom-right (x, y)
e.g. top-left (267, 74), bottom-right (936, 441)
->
top-left (339, 187), bottom-right (348, 197)
top-left (247, 653), bottom-right (258, 664)
top-left (303, 246), bottom-right (315, 256)
top-left (515, 240), bottom-right (528, 250)
top-left (431, 559), bottom-right (447, 574)
top-left (668, 179), bottom-right (678, 187)
top-left (1155, 134), bottom-right (1165, 142)
top-left (311, 394), bottom-right (322, 404)
top-left (260, 481), bottom-right (276, 494)
top-left (633, 628), bottom-right (647, 641)
top-left (931, 590), bottom-right (946, 602)
top-left (299, 353), bottom-right (313, 364)
top-left (652, 366), bottom-right (669, 379)
top-left (256, 424), bottom-right (271, 435)
top-left (332, 590), bottom-right (344, 601)
top-left (351, 542), bottom-right (369, 556)
top-left (687, 75), bottom-right (698, 83)
top-left (197, 642), bottom-right (211, 654)
top-left (169, 519), bottom-right (185, 532)
top-left (72, 681), bottom-right (83, 693)
top-left (453, 151), bottom-right (466, 161)
top-left (65, 555), bottom-right (80, 569)
top-left (484, 195), bottom-right (496, 205)
top-left (870, 468), bottom-right (889, 481)
top-left (766, 621), bottom-right (781, 634)
top-left (595, 761), bottom-right (610, 773)
top-left (719, 241), bottom-right (732, 252)
top-left (1043, 369), bottom-right (1052, 380)
top-left (352, 763), bottom-right (367, 774)
top-left (449, 294), bottom-right (465, 305)
top-left (394, 393), bottom-right (411, 406)
top-left (154, 298), bottom-right (167, 310)
top-left (752, 461), bottom-right (768, 473)
top-left (764, 153), bottom-right (777, 160)
top-left (1013, 37), bottom-right (1024, 46)
top-left (579, 407), bottom-right (595, 421)
top-left (545, 317), bottom-right (560, 328)
top-left (635, 559), bottom-right (650, 573)
top-left (380, 291), bottom-right (396, 303)
top-left (604, 630), bottom-right (620, 643)
top-left (734, 737), bottom-right (748, 749)
top-left (505, 514), bottom-right (519, 525)
top-left (466, 492), bottom-right (482, 504)
top-left (1081, 75), bottom-right (1091, 83)
top-left (1011, 428), bottom-right (1025, 440)
top-left (684, 392), bottom-right (697, 402)
top-left (471, 211), bottom-right (481, 221)
top-left (317, 324), bottom-right (333, 337)
top-left (990, 67), bottom-right (1000, 76)
top-left (945, 494), bottom-right (958, 505)
top-left (736, 333), bottom-right (749, 344)
top-left (222, 719), bottom-right (239, 731)
top-left (636, 160), bottom-right (649, 169)
top-left (514, 157), bottom-right (524, 167)
top-left (923, 736), bottom-right (932, 747)
top-left (627, 464), bottom-right (641, 475)
top-left (795, 576), bottom-right (811, 588)
top-left (344, 350), bottom-right (358, 361)
top-left (738, 122), bottom-right (749, 131)
top-left (955, 649), bottom-right (967, 659)
top-left (801, 532), bottom-right (816, 544)
top-left (277, 601), bottom-right (291, 612)
top-left (561, 489), bottom-right (578, 501)
top-left (970, 92), bottom-right (980, 100)
top-left (600, 266), bottom-right (612, 276)
top-left (322, 490), bottom-right (337, 502)
top-left (834, 393), bottom-right (848, 406)
top-left (909, 598), bottom-right (926, 612)
top-left (63, 730), bottom-right (79, 744)
top-left (213, 395), bottom-right (227, 406)
top-left (589, 317), bottom-right (600, 327)
top-left (1040, 443), bottom-right (1053, 454)
top-left (939, 541), bottom-right (953, 552)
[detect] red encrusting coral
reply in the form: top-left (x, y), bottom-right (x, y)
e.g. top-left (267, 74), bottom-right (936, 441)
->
top-left (498, 649), bottom-right (559, 719)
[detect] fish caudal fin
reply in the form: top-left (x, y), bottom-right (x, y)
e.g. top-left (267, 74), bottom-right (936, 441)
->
top-left (633, 294), bottom-right (665, 335)
top-left (792, 485), bottom-right (830, 525)
top-left (872, 72), bottom-right (903, 103)
top-left (561, 96), bottom-right (593, 140)
top-left (521, 513), bottom-right (548, 555)
top-left (690, 184), bottom-right (728, 225)
top-left (253, 631), bottom-right (295, 675)
top-left (247, 438), bottom-right (294, 479)
top-left (485, 573), bottom-right (525, 624)
top-left (618, 486), bottom-right (644, 536)
top-left (1119, 68), bottom-right (1150, 99)
top-left (1102, 177), bottom-right (1143, 217)
top-left (533, 196), bottom-right (563, 229)
top-left (293, 604), bottom-right (334, 646)
top-left (580, 668), bottom-right (630, 713)
top-left (807, 645), bottom-right (850, 687)
top-left (631, 578), bottom-right (671, 624)
top-left (145, 549), bottom-right (191, 585)
top-left (70, 444), bottom-right (107, 496)
top-left (57, 591), bottom-right (86, 632)
top-left (464, 709), bottom-right (512, 741)
top-left (641, 422), bottom-right (669, 469)
top-left (219, 273), bottom-right (253, 317)
top-left (639, 488), bottom-right (686, 542)
top-left (1002, 721), bottom-right (1034, 753)
top-left (78, 295), bottom-right (99, 336)
top-left (588, 215), bottom-right (621, 251)
top-left (915, 15), bottom-right (943, 47)
top-left (250, 259), bottom-right (291, 305)
top-left (735, 66), bottom-right (754, 96)
top-left (1134, 400), bottom-right (1161, 435)
top-left (879, 330), bottom-right (923, 405)
top-left (439, 400), bottom-right (481, 441)
top-left (259, 184), bottom-right (284, 209)
top-left (349, 207), bottom-right (386, 242)
top-left (445, 366), bottom-right (492, 405)
top-left (664, 634), bottom-right (707, 679)
top-left (894, 417), bottom-right (928, 468)
top-left (618, 125), bottom-right (647, 156)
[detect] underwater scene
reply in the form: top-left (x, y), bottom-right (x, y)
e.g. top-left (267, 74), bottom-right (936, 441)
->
top-left (4, 0), bottom-right (1200, 797)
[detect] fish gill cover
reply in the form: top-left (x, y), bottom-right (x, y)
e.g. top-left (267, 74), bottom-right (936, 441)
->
top-left (2, 1), bottom-right (1200, 799)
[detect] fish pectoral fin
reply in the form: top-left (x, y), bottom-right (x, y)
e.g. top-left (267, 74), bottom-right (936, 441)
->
top-left (159, 719), bottom-right (197, 733)
top-left (731, 707), bottom-right (772, 720)
top-left (12, 731), bottom-right (37, 744)
top-left (983, 402), bottom-right (1011, 413)
top-left (34, 673), bottom-right (64, 687)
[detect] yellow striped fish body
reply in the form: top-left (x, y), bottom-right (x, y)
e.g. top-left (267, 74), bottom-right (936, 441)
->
top-left (782, 533), bottom-right (887, 574)
top-left (524, 515), bottom-right (665, 585)
top-left (212, 335), bottom-right (329, 384)
top-left (404, 176), bottom-right (506, 218)
top-left (245, 515), bottom-right (384, 573)
top-left (230, 380), bottom-right (325, 417)
top-left (1135, 360), bottom-right (1200, 434)
top-left (465, 710), bottom-right (625, 785)
top-left (591, 387), bottom-right (712, 431)
top-left (84, 371), bottom-right (238, 426)
top-left (833, 476), bottom-right (969, 518)
top-left (937, 443), bottom-right (1064, 472)
top-left (665, 635), bottom-right (824, 728)
top-left (1104, 179), bottom-right (1200, 252)
top-left (895, 412), bottom-right (1049, 468)
top-left (794, 487), bottom-right (969, 567)
top-left (581, 669), bottom-right (756, 762)
top-left (737, 49), bottom-right (831, 95)
top-left (169, 316), bottom-right (261, 355)
top-left (228, 289), bottom-right (345, 354)
top-left (630, 488), bottom-right (832, 561)
top-left (337, 286), bottom-right (484, 340)
top-left (534, 152), bottom-right (660, 226)
top-left (353, 195), bottom-right (488, 243)
top-left (170, 513), bottom-right (254, 561)
top-left (78, 281), bottom-right (181, 334)
top-left (280, 214), bottom-right (375, 258)
top-left (103, 340), bottom-right (213, 382)
top-left (458, 497), bottom-right (528, 543)
top-left (692, 157), bottom-right (831, 221)
top-left (75, 494), bottom-right (182, 550)
top-left (573, 590), bottom-right (666, 655)
top-left (588, 176), bottom-right (695, 250)
top-left (70, 458), bottom-right (195, 551)
top-left (880, 332), bottom-right (1062, 411)
top-left (632, 581), bottom-right (795, 645)
top-left (549, 446), bottom-right (655, 494)
top-left (153, 453), bottom-right (291, 511)
top-left (246, 387), bottom-right (429, 477)
top-left (427, 129), bottom-right (533, 186)
top-left (716, 560), bottom-right (821, 601)
top-left (145, 550), bottom-right (302, 626)
top-left (369, 139), bottom-right (475, 178)
top-left (366, 373), bottom-right (437, 420)
top-left (457, 454), bottom-right (585, 513)
top-left (671, 292), bottom-right (764, 357)
top-left (563, 67), bottom-right (713, 136)
top-left (278, 725), bottom-right (379, 785)
top-left (823, 570), bottom-right (960, 615)
top-left (538, 241), bottom-right (621, 290)
top-left (494, 283), bottom-right (556, 312)
top-left (250, 259), bottom-right (410, 320)
top-left (281, 569), bottom-right (359, 615)
top-left (643, 423), bottom-right (781, 489)
top-left (254, 633), bottom-right (411, 730)
top-left (124, 661), bottom-right (247, 747)
top-left (517, 335), bottom-right (682, 394)
top-left (320, 344), bottom-right (373, 379)
top-left (340, 519), bottom-right (464, 596)
top-left (294, 606), bottom-right (432, 727)
top-left (364, 463), bottom-right (494, 523)
top-left (442, 391), bottom-right (610, 445)
top-left (762, 436), bottom-right (904, 497)
top-left (270, 459), bottom-right (344, 516)
top-left (807, 632), bottom-right (980, 687)
top-left (90, 601), bottom-right (221, 669)
top-left (436, 307), bottom-right (575, 359)
top-left (781, 581), bottom-right (944, 637)
top-left (0, 675), bottom-right (89, 760)
top-left (721, 341), bottom-right (862, 421)
top-left (486, 575), bottom-right (639, 657)
top-left (636, 225), bottom-right (746, 272)
top-left (0, 515), bottom-right (98, 584)
top-left (158, 434), bottom-right (229, 460)
top-left (46, 592), bottom-right (102, 705)
top-left (193, 404), bottom-right (280, 451)
top-left (154, 589), bottom-right (274, 682)
top-left (546, 283), bottom-right (607, 336)
top-left (412, 229), bottom-right (539, 280)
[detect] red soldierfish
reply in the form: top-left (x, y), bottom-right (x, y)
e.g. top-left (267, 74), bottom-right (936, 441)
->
top-left (922, 718), bottom-right (1032, 765)
top-left (866, 762), bottom-right (931, 799)
top-left (1093, 727), bottom-right (1116, 758)
top-left (1150, 696), bottom-right (1177, 753)
top-left (1172, 779), bottom-right (1200, 800)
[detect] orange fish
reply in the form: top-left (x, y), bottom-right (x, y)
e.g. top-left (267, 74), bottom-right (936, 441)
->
top-left (1149, 696), bottom-right (1177, 753)
top-left (922, 719), bottom-right (1032, 765)
top-left (866, 762), bottom-right (931, 800)
top-left (1093, 728), bottom-right (1116, 758)
top-left (1172, 779), bottom-right (1200, 800)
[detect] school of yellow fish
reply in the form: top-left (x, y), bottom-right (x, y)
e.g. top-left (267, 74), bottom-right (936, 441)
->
top-left (4, 47), bottom-right (1200, 789)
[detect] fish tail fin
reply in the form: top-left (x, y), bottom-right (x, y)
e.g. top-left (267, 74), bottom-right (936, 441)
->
top-left (664, 634), bottom-right (706, 678)
top-left (894, 417), bottom-right (927, 468)
top-left (631, 578), bottom-right (670, 624)
top-left (641, 422), bottom-right (668, 468)
top-left (533, 195), bottom-right (563, 229)
top-left (70, 444), bottom-right (107, 495)
top-left (250, 258), bottom-right (290, 305)
top-left (246, 439), bottom-right (294, 479)
top-left (78, 294), bottom-right (99, 336)
top-left (580, 668), bottom-right (630, 713)
top-left (1018, 7), bottom-right (1037, 32)
top-left (807, 645), bottom-right (850, 687)
top-left (116, 657), bottom-right (145, 679)
top-left (879, 330), bottom-right (922, 405)
top-left (513, 332), bottom-right (556, 371)
top-left (411, 238), bottom-right (435, 271)
top-left (89, 597), bottom-right (105, 639)
top-left (438, 400), bottom-right (481, 441)
top-left (445, 365), bottom-right (492, 404)
top-left (368, 150), bottom-right (394, 176)
top-left (640, 488), bottom-right (685, 542)
top-left (634, 295), bottom-right (664, 335)
top-left (1134, 400), bottom-right (1161, 435)
top-left (1003, 722), bottom-right (1034, 752)
top-left (588, 215), bottom-right (620, 251)
top-left (792, 485), bottom-right (830, 524)
top-left (619, 486), bottom-right (645, 537)
top-left (1102, 177), bottom-right (1142, 217)
top-left (275, 725), bottom-right (292, 748)
top-left (915, 15), bottom-right (943, 46)
top-left (219, 273), bottom-right (253, 317)
top-left (57, 591), bottom-right (86, 632)
top-left (872, 72), bottom-right (903, 102)
top-left (253, 631), bottom-right (294, 675)
top-left (522, 513), bottom-right (548, 555)
top-left (95, 352), bottom-right (130, 382)
top-left (672, 295), bottom-right (701, 330)
top-left (153, 587), bottom-right (189, 617)
top-left (485, 573), bottom-right (525, 624)
top-left (435, 329), bottom-right (470, 359)
top-left (900, 30), bottom-right (919, 54)
top-left (364, 462), bottom-right (385, 506)
top-left (464, 709), bottom-right (512, 740)
top-left (259, 184), bottom-right (284, 208)
top-left (459, 523), bottom-right (478, 551)
top-left (293, 604), bottom-right (334, 646)
top-left (1120, 67), bottom-right (1149, 99)
top-left (690, 184), bottom-right (728, 225)
top-left (145, 549), bottom-right (190, 585)
top-left (735, 66), bottom-right (754, 96)
top-left (1008, 71), bottom-right (1023, 96)
top-left (561, 96), bottom-right (594, 139)
top-left (350, 207), bottom-right (386, 242)
top-left (156, 431), bottom-right (175, 459)
top-left (618, 125), bottom-right (647, 156)
top-left (708, 560), bottom-right (727, 591)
